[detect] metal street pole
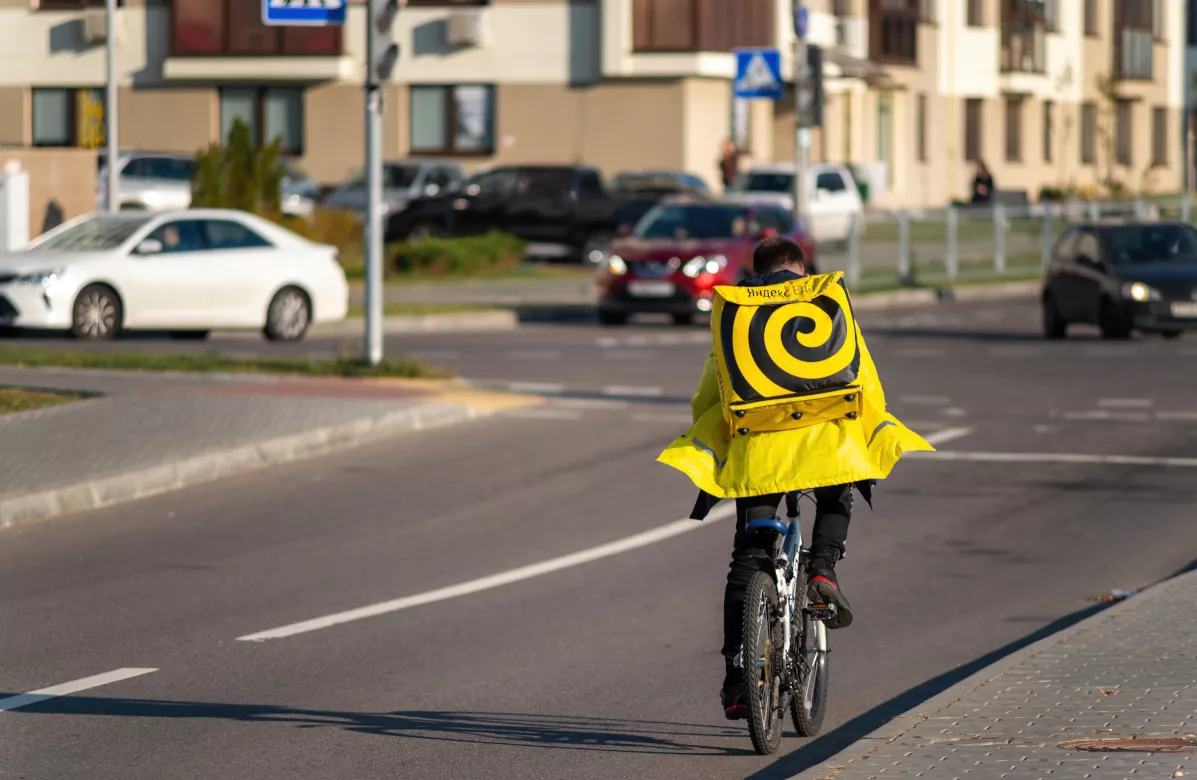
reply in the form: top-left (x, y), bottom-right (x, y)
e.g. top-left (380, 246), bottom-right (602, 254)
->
top-left (363, 0), bottom-right (384, 366)
top-left (105, 0), bottom-right (119, 213)
top-left (792, 2), bottom-right (809, 235)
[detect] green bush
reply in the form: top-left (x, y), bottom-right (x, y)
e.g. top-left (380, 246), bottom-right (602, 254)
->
top-left (1038, 185), bottom-right (1068, 202)
top-left (191, 119), bottom-right (283, 214)
top-left (276, 208), bottom-right (364, 270)
top-left (387, 232), bottom-right (526, 276)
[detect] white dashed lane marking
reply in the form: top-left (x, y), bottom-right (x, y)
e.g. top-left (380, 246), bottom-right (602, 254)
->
top-left (1098, 398), bottom-right (1154, 409)
top-left (0, 668), bottom-right (158, 714)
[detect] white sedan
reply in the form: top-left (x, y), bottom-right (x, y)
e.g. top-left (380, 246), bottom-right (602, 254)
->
top-left (0, 209), bottom-right (349, 341)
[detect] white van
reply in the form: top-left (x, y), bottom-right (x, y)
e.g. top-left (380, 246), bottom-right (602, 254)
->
top-left (726, 162), bottom-right (864, 245)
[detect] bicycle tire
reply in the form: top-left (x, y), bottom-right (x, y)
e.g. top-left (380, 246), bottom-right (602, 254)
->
top-left (742, 570), bottom-right (785, 755)
top-left (791, 573), bottom-right (830, 737)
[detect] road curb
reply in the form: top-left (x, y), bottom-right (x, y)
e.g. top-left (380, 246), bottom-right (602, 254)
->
top-left (217, 310), bottom-right (518, 340)
top-left (788, 569), bottom-right (1197, 780)
top-left (851, 280), bottom-right (1039, 311)
top-left (0, 400), bottom-right (488, 531)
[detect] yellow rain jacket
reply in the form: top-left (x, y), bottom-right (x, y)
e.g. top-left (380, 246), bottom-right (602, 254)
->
top-left (657, 271), bottom-right (933, 503)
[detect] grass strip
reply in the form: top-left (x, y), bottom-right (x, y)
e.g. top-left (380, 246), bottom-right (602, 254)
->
top-left (0, 347), bottom-right (453, 379)
top-left (0, 387), bottom-right (83, 415)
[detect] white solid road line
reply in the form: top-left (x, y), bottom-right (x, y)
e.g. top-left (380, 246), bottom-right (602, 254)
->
top-left (1098, 398), bottom-right (1154, 409)
top-left (1156, 411), bottom-right (1197, 421)
top-left (922, 426), bottom-right (974, 446)
top-left (238, 503), bottom-right (738, 642)
top-left (1063, 410), bottom-right (1152, 422)
top-left (0, 668), bottom-right (158, 713)
top-left (911, 451), bottom-right (1197, 467)
top-left (602, 385), bottom-right (664, 397)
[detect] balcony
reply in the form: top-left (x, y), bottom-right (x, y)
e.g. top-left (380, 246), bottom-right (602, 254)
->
top-left (631, 0), bottom-right (773, 53)
top-left (164, 0), bottom-right (351, 81)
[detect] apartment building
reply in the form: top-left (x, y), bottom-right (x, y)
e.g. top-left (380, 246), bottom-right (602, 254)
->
top-left (0, 0), bottom-right (1191, 209)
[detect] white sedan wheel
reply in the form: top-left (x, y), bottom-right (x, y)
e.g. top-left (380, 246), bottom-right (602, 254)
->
top-left (264, 287), bottom-right (311, 342)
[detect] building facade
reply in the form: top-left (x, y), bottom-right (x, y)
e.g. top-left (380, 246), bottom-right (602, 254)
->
top-left (0, 0), bottom-right (1191, 209)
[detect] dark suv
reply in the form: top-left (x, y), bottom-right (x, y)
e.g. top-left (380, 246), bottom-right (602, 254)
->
top-left (385, 165), bottom-right (619, 261)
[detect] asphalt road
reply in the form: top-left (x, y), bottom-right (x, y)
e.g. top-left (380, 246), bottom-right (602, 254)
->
top-left (4, 299), bottom-right (1197, 779)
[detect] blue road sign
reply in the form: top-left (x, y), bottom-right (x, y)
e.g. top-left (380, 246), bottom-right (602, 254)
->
top-left (734, 48), bottom-right (784, 101)
top-left (263, 0), bottom-right (346, 27)
top-left (794, 4), bottom-right (808, 39)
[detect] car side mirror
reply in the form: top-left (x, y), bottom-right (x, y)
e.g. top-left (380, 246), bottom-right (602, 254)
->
top-left (134, 238), bottom-right (163, 255)
top-left (424, 184), bottom-right (440, 197)
top-left (616, 224), bottom-right (632, 237)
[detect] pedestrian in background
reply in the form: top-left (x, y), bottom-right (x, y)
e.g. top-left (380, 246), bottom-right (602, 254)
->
top-left (971, 159), bottom-right (995, 204)
top-left (720, 139), bottom-right (740, 191)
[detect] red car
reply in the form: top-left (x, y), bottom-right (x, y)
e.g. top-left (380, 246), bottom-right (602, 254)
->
top-left (596, 197), bottom-right (817, 325)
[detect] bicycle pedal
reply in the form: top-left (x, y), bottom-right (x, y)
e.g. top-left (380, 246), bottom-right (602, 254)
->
top-left (804, 603), bottom-right (838, 622)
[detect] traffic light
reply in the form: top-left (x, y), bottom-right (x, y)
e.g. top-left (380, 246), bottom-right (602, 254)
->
top-left (797, 44), bottom-right (823, 128)
top-left (371, 0), bottom-right (400, 85)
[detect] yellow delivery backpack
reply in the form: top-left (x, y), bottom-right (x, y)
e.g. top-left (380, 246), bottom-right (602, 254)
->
top-left (657, 271), bottom-right (933, 500)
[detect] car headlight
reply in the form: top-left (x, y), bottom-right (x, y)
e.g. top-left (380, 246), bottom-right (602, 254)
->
top-left (606, 255), bottom-right (628, 276)
top-left (16, 269), bottom-right (64, 288)
top-left (1122, 281), bottom-right (1161, 302)
top-left (682, 255), bottom-right (727, 278)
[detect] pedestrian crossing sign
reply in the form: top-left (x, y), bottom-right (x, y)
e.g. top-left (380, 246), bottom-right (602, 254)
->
top-left (734, 49), bottom-right (784, 100)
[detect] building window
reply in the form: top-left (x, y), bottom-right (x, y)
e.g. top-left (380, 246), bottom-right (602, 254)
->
top-left (1081, 102), bottom-right (1096, 164)
top-left (1043, 100), bottom-right (1053, 162)
top-left (1084, 0), bottom-right (1097, 35)
top-left (919, 0), bottom-right (937, 24)
top-left (1152, 0), bottom-right (1165, 39)
top-left (964, 97), bottom-right (983, 162)
top-left (1116, 99), bottom-right (1133, 166)
top-left (171, 0), bottom-right (341, 57)
top-left (32, 88), bottom-right (106, 148)
top-left (410, 85), bottom-right (495, 155)
top-left (218, 87), bottom-right (304, 154)
top-left (916, 92), bottom-right (927, 163)
top-left (1189, 0), bottom-right (1197, 45)
top-left (1152, 106), bottom-right (1167, 166)
top-left (1045, 0), bottom-right (1059, 30)
top-left (632, 0), bottom-right (774, 52)
top-left (1116, 0), bottom-right (1154, 79)
top-left (1005, 95), bottom-right (1023, 162)
top-left (1001, 0), bottom-right (1047, 72)
top-left (968, 0), bottom-right (984, 26)
top-left (869, 0), bottom-right (919, 65)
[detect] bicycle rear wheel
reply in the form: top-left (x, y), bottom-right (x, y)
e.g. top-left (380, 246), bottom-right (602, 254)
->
top-left (791, 597), bottom-right (830, 737)
top-left (742, 570), bottom-right (785, 755)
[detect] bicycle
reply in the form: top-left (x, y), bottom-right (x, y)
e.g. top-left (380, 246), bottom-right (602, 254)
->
top-left (735, 490), bottom-right (834, 755)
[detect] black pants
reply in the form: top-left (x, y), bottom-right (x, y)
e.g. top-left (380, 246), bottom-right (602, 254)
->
top-left (722, 485), bottom-right (853, 667)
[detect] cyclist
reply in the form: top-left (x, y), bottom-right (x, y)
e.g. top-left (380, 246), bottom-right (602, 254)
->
top-left (657, 236), bottom-right (933, 720)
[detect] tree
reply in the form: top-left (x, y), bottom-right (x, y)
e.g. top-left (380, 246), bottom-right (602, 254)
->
top-left (191, 120), bottom-right (283, 215)
top-left (1094, 72), bottom-right (1121, 195)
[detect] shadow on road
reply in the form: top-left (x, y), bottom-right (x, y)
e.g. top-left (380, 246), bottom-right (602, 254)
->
top-left (3, 700), bottom-right (751, 756)
top-left (748, 554), bottom-right (1197, 779)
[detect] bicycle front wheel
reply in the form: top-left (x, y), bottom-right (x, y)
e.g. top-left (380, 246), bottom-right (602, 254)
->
top-left (742, 570), bottom-right (785, 755)
top-left (791, 613), bottom-right (830, 737)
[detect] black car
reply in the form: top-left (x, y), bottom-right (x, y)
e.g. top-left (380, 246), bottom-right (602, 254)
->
top-left (1043, 221), bottom-right (1197, 340)
top-left (384, 165), bottom-right (618, 261)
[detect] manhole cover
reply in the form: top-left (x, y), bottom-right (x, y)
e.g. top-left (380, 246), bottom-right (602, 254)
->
top-left (1059, 738), bottom-right (1197, 753)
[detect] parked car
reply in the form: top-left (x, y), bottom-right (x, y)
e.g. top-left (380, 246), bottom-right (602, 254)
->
top-left (610, 170), bottom-right (711, 197)
top-left (97, 151), bottom-right (196, 213)
top-left (98, 152), bottom-right (321, 218)
top-left (726, 162), bottom-right (863, 245)
top-left (0, 209), bottom-right (348, 341)
top-left (385, 165), bottom-right (619, 262)
top-left (325, 158), bottom-right (467, 222)
top-left (1042, 221), bottom-right (1197, 341)
top-left (596, 196), bottom-right (817, 326)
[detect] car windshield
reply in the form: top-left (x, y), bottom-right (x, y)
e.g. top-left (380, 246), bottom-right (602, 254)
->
top-left (614, 201), bottom-right (661, 230)
top-left (28, 215), bottom-right (153, 252)
top-left (738, 172), bottom-right (794, 193)
top-left (1102, 224), bottom-right (1197, 264)
top-left (634, 204), bottom-right (748, 240)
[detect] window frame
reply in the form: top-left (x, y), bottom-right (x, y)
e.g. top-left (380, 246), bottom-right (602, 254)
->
top-left (170, 0), bottom-right (342, 58)
top-left (1083, 0), bottom-right (1097, 36)
top-left (31, 87), bottom-right (106, 149)
top-left (1151, 105), bottom-right (1168, 167)
top-left (1081, 102), bottom-right (1097, 164)
top-left (1001, 0), bottom-right (1047, 73)
top-left (916, 92), bottom-right (927, 163)
top-left (967, 0), bottom-right (984, 27)
top-left (1005, 94), bottom-right (1024, 163)
top-left (869, 0), bottom-right (919, 66)
top-left (1043, 100), bottom-right (1054, 163)
top-left (409, 84), bottom-right (496, 157)
top-left (964, 97), bottom-right (983, 163)
top-left (218, 87), bottom-right (305, 155)
top-left (1115, 99), bottom-right (1133, 166)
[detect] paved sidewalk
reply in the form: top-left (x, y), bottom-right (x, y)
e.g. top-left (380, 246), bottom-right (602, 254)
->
top-left (0, 366), bottom-right (535, 528)
top-left (796, 569), bottom-right (1197, 780)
